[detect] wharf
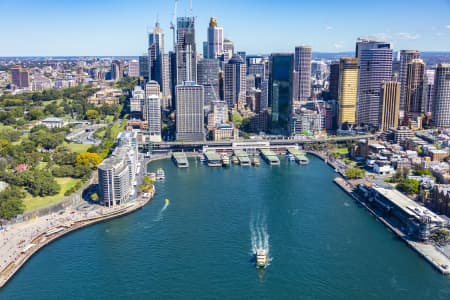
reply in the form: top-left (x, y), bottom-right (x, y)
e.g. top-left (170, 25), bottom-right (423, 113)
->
top-left (233, 150), bottom-right (251, 166)
top-left (287, 148), bottom-right (309, 164)
top-left (260, 149), bottom-right (280, 165)
top-left (171, 152), bottom-right (189, 168)
top-left (333, 177), bottom-right (450, 275)
top-left (204, 151), bottom-right (222, 167)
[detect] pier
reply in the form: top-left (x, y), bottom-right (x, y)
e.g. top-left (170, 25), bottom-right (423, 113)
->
top-left (259, 149), bottom-right (280, 165)
top-left (233, 150), bottom-right (251, 166)
top-left (204, 151), bottom-right (222, 167)
top-left (287, 148), bottom-right (309, 164)
top-left (171, 152), bottom-right (189, 168)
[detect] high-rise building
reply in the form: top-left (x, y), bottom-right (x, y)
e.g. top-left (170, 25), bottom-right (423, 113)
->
top-left (399, 50), bottom-right (420, 115)
top-left (176, 82), bottom-right (205, 141)
top-left (197, 58), bottom-right (220, 106)
top-left (176, 17), bottom-right (197, 84)
top-left (261, 79), bottom-right (269, 111)
top-left (328, 61), bottom-right (340, 100)
top-left (269, 53), bottom-right (293, 133)
top-left (222, 38), bottom-right (234, 62)
top-left (207, 17), bottom-right (223, 59)
top-left (424, 69), bottom-right (435, 114)
top-left (169, 51), bottom-right (177, 108)
top-left (380, 81), bottom-right (400, 131)
top-left (356, 47), bottom-right (393, 128)
top-left (130, 86), bottom-right (145, 118)
top-left (224, 54), bottom-right (247, 110)
top-left (405, 58), bottom-right (425, 117)
top-left (11, 66), bottom-right (30, 88)
top-left (210, 100), bottom-right (228, 126)
top-left (128, 60), bottom-right (140, 77)
top-left (355, 38), bottom-right (391, 58)
top-left (139, 55), bottom-right (150, 80)
top-left (293, 46), bottom-right (312, 101)
top-left (161, 53), bottom-right (171, 109)
top-left (432, 64), bottom-right (450, 128)
top-left (337, 57), bottom-right (358, 126)
top-left (148, 22), bottom-right (164, 85)
top-left (145, 95), bottom-right (162, 142)
top-left (145, 80), bottom-right (161, 97)
top-left (111, 60), bottom-right (124, 81)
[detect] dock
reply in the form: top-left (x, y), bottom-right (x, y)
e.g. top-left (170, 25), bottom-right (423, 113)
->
top-left (260, 149), bottom-right (280, 165)
top-left (204, 151), bottom-right (222, 167)
top-left (171, 152), bottom-right (189, 168)
top-left (287, 148), bottom-right (309, 164)
top-left (233, 150), bottom-right (251, 166)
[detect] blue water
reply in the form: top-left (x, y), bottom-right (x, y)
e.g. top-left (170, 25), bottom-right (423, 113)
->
top-left (1, 156), bottom-right (450, 299)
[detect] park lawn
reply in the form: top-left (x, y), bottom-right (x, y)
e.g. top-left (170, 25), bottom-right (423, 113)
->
top-left (333, 147), bottom-right (349, 155)
top-left (22, 177), bottom-right (81, 212)
top-left (63, 142), bottom-right (91, 153)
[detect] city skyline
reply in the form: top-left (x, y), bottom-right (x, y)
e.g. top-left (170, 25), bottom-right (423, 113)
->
top-left (1, 0), bottom-right (450, 56)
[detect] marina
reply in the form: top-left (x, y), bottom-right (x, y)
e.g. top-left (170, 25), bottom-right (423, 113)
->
top-left (287, 148), bottom-right (309, 165)
top-left (204, 151), bottom-right (222, 167)
top-left (171, 152), bottom-right (189, 168)
top-left (259, 149), bottom-right (281, 166)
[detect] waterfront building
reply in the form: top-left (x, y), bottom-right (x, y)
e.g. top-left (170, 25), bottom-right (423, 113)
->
top-left (111, 60), bottom-right (123, 81)
top-left (176, 81), bottom-right (205, 141)
top-left (11, 66), bottom-right (30, 88)
top-left (269, 53), bottom-right (293, 133)
top-left (213, 123), bottom-right (238, 141)
top-left (224, 54), bottom-right (247, 110)
top-left (208, 100), bottom-right (228, 128)
top-left (128, 60), bottom-right (140, 78)
top-left (206, 17), bottom-right (223, 59)
top-left (176, 17), bottom-right (197, 84)
top-left (356, 46), bottom-right (393, 128)
top-left (379, 81), bottom-right (400, 131)
top-left (293, 46), bottom-right (312, 101)
top-left (337, 57), bottom-right (358, 127)
top-left (432, 64), bottom-right (450, 128)
top-left (148, 22), bottom-right (164, 85)
top-left (399, 50), bottom-right (420, 116)
top-left (197, 58), bottom-right (220, 106)
top-left (144, 95), bottom-right (162, 142)
top-left (328, 61), bottom-right (340, 100)
top-left (405, 58), bottom-right (425, 118)
top-left (290, 109), bottom-right (324, 136)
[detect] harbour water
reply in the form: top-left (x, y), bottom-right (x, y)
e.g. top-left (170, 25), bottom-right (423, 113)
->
top-left (1, 156), bottom-right (450, 299)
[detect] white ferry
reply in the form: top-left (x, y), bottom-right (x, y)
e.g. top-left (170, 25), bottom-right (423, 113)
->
top-left (156, 168), bottom-right (165, 180)
top-left (256, 249), bottom-right (268, 268)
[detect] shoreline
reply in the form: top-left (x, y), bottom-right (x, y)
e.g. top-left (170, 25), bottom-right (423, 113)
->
top-left (0, 187), bottom-right (155, 289)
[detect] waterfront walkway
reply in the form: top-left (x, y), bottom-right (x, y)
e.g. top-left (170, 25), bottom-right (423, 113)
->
top-left (0, 188), bottom-right (155, 288)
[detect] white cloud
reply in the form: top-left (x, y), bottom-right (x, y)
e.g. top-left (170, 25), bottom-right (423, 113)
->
top-left (446, 25), bottom-right (450, 29)
top-left (397, 32), bottom-right (421, 40)
top-left (333, 42), bottom-right (344, 50)
top-left (364, 33), bottom-right (392, 41)
top-left (325, 26), bottom-right (333, 31)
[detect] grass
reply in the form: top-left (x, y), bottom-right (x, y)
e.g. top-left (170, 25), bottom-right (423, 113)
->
top-left (63, 142), bottom-right (91, 153)
top-left (22, 177), bottom-right (81, 212)
top-left (333, 147), bottom-right (349, 155)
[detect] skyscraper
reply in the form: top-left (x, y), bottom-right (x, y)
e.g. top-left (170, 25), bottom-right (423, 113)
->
top-left (10, 66), bottom-right (29, 88)
top-left (176, 82), bottom-right (205, 141)
top-left (145, 95), bottom-right (162, 142)
top-left (128, 60), bottom-right (140, 77)
top-left (328, 61), bottom-right (340, 101)
top-left (269, 53), bottom-right (293, 133)
top-left (222, 38), bottom-right (234, 62)
top-left (139, 55), bottom-right (150, 80)
top-left (148, 22), bottom-right (164, 85)
top-left (197, 58), bottom-right (220, 106)
top-left (224, 54), bottom-right (247, 110)
top-left (169, 51), bottom-right (177, 108)
top-left (405, 58), bottom-right (425, 117)
top-left (432, 64), bottom-right (450, 128)
top-left (337, 57), bottom-right (358, 126)
top-left (176, 17), bottom-right (197, 84)
top-left (399, 50), bottom-right (420, 115)
top-left (380, 81), bottom-right (400, 131)
top-left (111, 60), bottom-right (124, 81)
top-left (356, 47), bottom-right (393, 128)
top-left (207, 17), bottom-right (223, 59)
top-left (355, 38), bottom-right (391, 58)
top-left (424, 69), bottom-right (435, 114)
top-left (293, 46), bottom-right (312, 102)
top-left (161, 53), bottom-right (171, 109)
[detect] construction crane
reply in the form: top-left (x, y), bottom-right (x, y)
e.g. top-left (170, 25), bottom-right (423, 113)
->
top-left (169, 0), bottom-right (179, 51)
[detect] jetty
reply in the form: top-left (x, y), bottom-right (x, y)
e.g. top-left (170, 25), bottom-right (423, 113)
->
top-left (204, 151), bottom-right (222, 167)
top-left (233, 150), bottom-right (251, 166)
top-left (260, 149), bottom-right (280, 165)
top-left (287, 148), bottom-right (309, 164)
top-left (171, 152), bottom-right (189, 168)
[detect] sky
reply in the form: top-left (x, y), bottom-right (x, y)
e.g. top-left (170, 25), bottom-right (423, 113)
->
top-left (0, 0), bottom-right (450, 56)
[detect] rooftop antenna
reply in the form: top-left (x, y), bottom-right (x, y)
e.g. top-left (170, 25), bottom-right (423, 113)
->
top-left (169, 0), bottom-right (179, 51)
top-left (190, 0), bottom-right (193, 16)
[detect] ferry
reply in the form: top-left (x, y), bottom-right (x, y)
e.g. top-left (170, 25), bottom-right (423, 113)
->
top-left (231, 155), bottom-right (239, 165)
top-left (165, 198), bottom-right (170, 205)
top-left (252, 157), bottom-right (260, 166)
top-left (156, 168), bottom-right (165, 180)
top-left (286, 154), bottom-right (295, 162)
top-left (148, 172), bottom-right (157, 181)
top-left (198, 154), bottom-right (206, 162)
top-left (256, 249), bottom-right (268, 268)
top-left (221, 153), bottom-right (230, 167)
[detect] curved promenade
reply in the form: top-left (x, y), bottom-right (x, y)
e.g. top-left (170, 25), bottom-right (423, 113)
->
top-left (0, 187), bottom-right (155, 288)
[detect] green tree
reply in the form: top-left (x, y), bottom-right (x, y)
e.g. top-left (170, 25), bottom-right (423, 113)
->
top-left (414, 168), bottom-right (432, 176)
top-left (86, 109), bottom-right (100, 120)
top-left (26, 108), bottom-right (45, 121)
top-left (345, 167), bottom-right (365, 179)
top-left (397, 179), bottom-right (419, 195)
top-left (76, 152), bottom-right (102, 169)
top-left (0, 186), bottom-right (25, 220)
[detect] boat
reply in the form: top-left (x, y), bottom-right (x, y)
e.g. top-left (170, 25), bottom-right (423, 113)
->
top-left (221, 153), bottom-right (230, 167)
top-left (148, 172), bottom-right (156, 181)
top-left (198, 154), bottom-right (206, 162)
top-left (252, 157), bottom-right (260, 166)
top-left (231, 155), bottom-right (239, 165)
top-left (286, 154), bottom-right (295, 162)
top-left (256, 249), bottom-right (268, 268)
top-left (165, 198), bottom-right (170, 205)
top-left (156, 168), bottom-right (165, 180)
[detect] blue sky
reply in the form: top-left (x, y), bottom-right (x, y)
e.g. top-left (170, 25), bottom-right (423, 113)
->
top-left (1, 0), bottom-right (450, 56)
